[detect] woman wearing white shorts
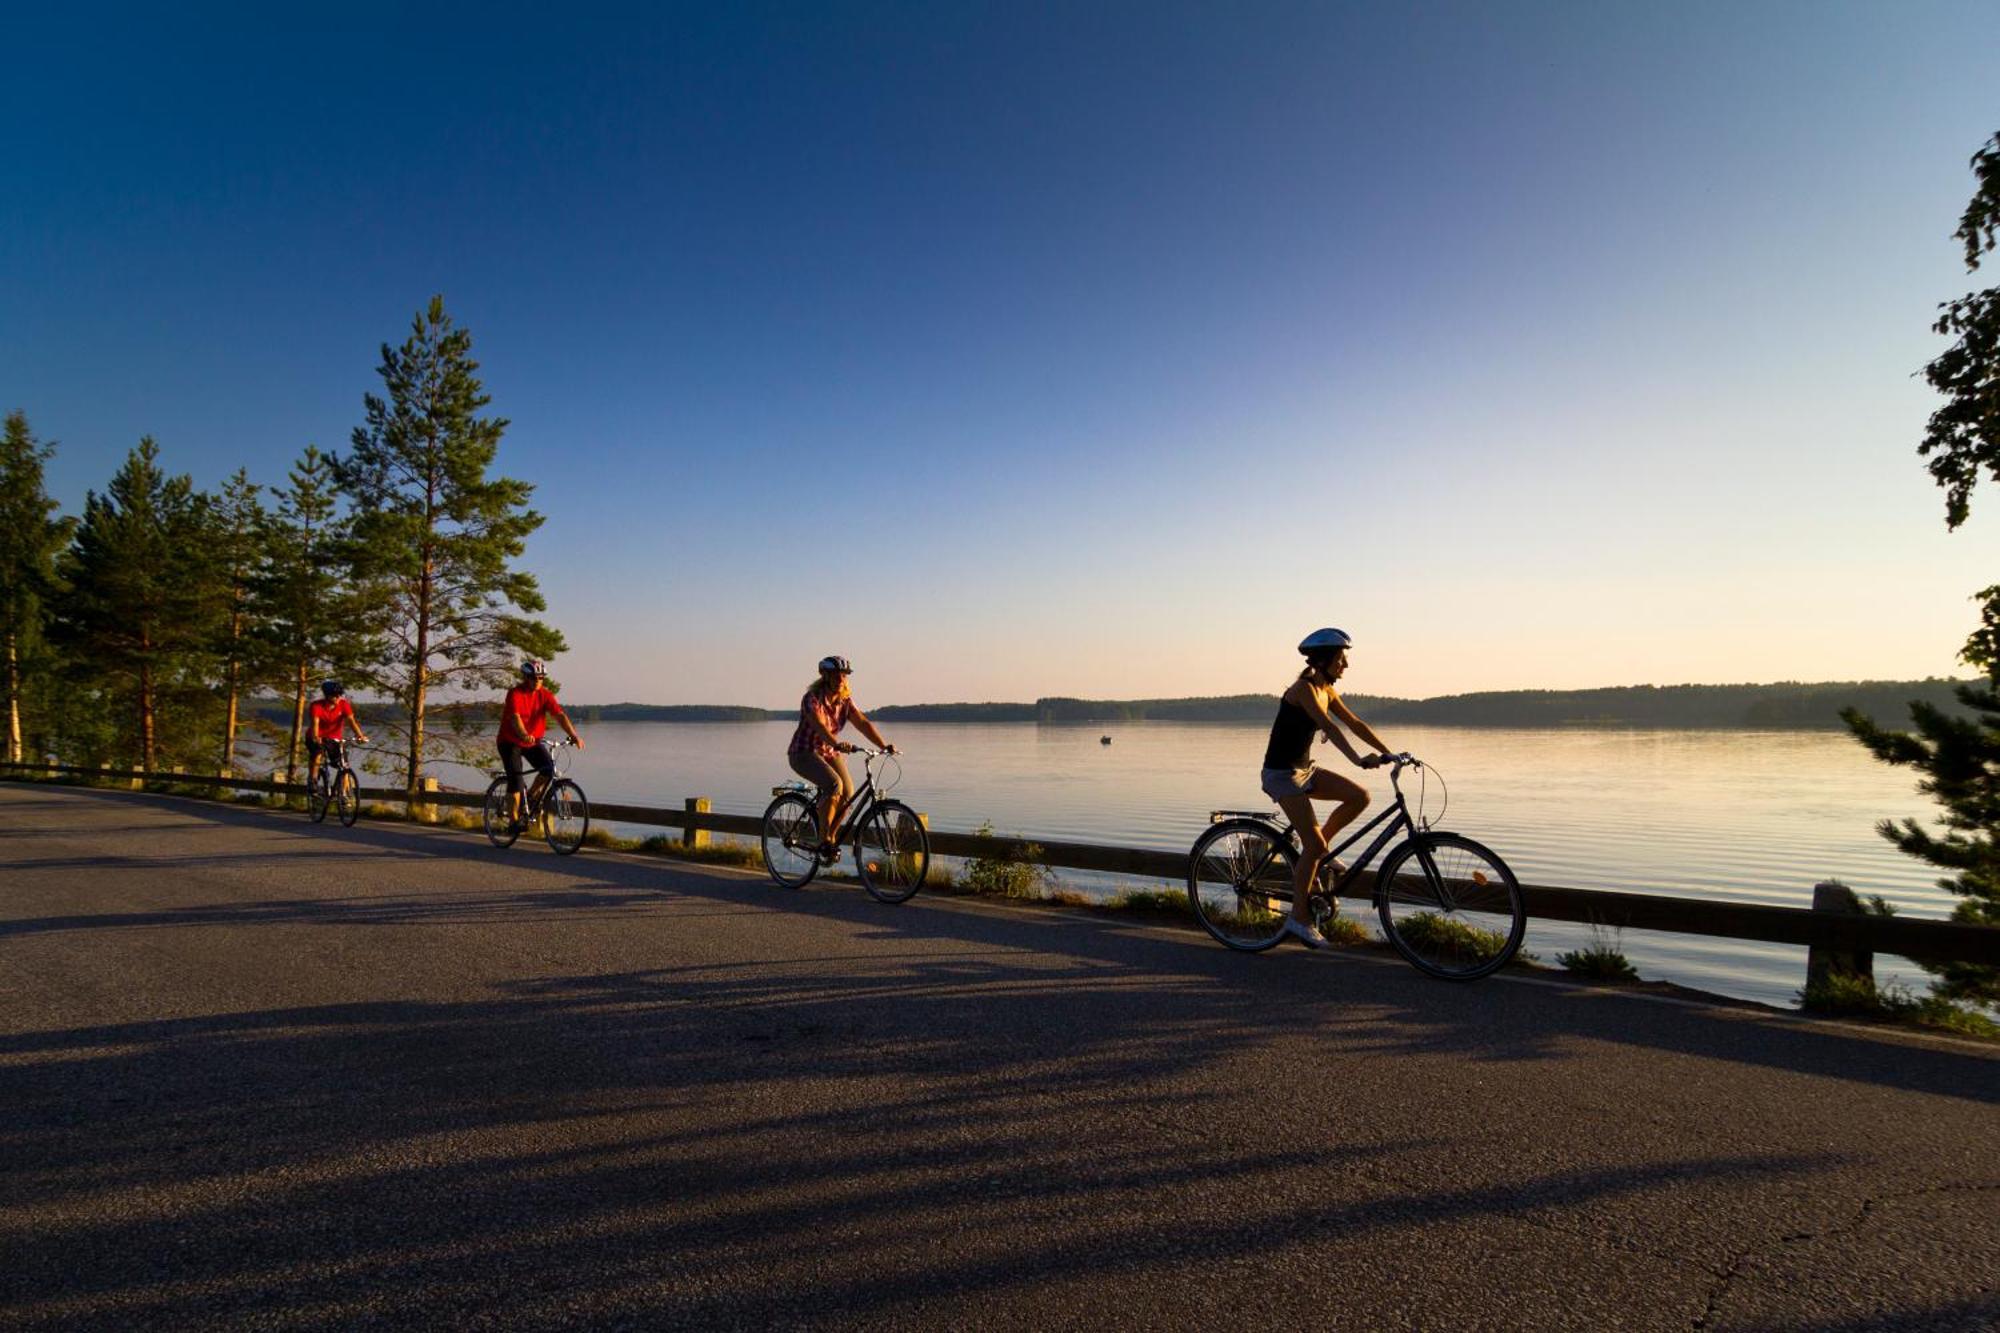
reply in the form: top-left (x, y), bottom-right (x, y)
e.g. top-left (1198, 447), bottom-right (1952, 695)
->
top-left (1261, 628), bottom-right (1394, 947)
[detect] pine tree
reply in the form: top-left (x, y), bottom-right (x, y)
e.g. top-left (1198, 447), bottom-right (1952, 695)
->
top-left (53, 438), bottom-right (206, 770)
top-left (0, 411), bottom-right (73, 763)
top-left (252, 445), bottom-right (379, 782)
top-left (334, 297), bottom-right (564, 792)
top-left (205, 469), bottom-right (268, 774)
top-left (1844, 132), bottom-right (2000, 1009)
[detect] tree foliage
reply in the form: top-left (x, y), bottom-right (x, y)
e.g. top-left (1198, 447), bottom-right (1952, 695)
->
top-left (1846, 133), bottom-right (2000, 1010)
top-left (0, 412), bottom-right (74, 762)
top-left (1844, 689), bottom-right (2000, 1005)
top-left (335, 296), bottom-right (564, 790)
top-left (1917, 132), bottom-right (2000, 537)
top-left (52, 439), bottom-right (209, 770)
top-left (251, 445), bottom-right (381, 781)
top-left (205, 469), bottom-right (269, 773)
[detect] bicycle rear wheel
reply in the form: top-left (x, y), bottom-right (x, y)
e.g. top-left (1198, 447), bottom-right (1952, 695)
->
top-left (855, 800), bottom-right (929, 904)
top-left (1188, 819), bottom-right (1295, 951)
top-left (336, 770), bottom-right (360, 827)
top-left (544, 779), bottom-right (589, 855)
top-left (1375, 833), bottom-right (1525, 980)
top-left (309, 770), bottom-right (332, 824)
top-left (483, 776), bottom-right (520, 849)
top-left (761, 791), bottom-right (820, 889)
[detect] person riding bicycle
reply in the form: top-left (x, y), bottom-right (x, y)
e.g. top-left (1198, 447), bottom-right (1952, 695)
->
top-left (306, 680), bottom-right (369, 788)
top-left (1262, 628), bottom-right (1395, 948)
top-left (498, 659), bottom-right (583, 829)
top-left (788, 655), bottom-right (896, 864)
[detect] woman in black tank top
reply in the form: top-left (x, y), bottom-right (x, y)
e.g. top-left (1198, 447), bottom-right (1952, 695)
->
top-left (1261, 628), bottom-right (1396, 949)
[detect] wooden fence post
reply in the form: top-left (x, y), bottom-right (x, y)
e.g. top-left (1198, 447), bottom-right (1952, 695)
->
top-left (129, 766), bottom-right (143, 792)
top-left (1806, 880), bottom-right (1874, 993)
top-left (685, 797), bottom-right (711, 850)
top-left (418, 777), bottom-right (439, 825)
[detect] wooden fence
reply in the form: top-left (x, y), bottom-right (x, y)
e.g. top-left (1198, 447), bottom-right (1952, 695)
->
top-left (3, 760), bottom-right (1997, 968)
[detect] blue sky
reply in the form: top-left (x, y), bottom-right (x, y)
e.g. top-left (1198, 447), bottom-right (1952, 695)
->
top-left (5, 2), bottom-right (1999, 704)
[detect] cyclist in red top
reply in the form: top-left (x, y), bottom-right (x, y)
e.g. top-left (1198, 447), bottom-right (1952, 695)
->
top-left (498, 659), bottom-right (583, 827)
top-left (307, 680), bottom-right (369, 788)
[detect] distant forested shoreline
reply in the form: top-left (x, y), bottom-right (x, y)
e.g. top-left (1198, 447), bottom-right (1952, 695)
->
top-left (532, 680), bottom-right (1977, 730)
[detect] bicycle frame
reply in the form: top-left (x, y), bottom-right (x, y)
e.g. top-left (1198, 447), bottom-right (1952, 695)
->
top-left (776, 750), bottom-right (895, 843)
top-left (1229, 761), bottom-right (1448, 907)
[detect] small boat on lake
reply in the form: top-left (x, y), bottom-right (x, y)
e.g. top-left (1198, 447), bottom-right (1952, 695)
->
top-left (1100, 735), bottom-right (1112, 746)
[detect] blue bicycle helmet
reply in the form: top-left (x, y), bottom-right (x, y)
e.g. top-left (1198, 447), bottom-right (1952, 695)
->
top-left (1297, 628), bottom-right (1352, 658)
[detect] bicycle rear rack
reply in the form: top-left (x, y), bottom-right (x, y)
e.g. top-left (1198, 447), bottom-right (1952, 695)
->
top-left (1209, 809), bottom-right (1279, 823)
top-left (772, 781), bottom-right (812, 797)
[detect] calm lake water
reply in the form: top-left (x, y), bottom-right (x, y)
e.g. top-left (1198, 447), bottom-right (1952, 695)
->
top-left (422, 720), bottom-right (1953, 1010)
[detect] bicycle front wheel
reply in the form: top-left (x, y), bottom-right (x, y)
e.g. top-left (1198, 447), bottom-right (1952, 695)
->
top-left (1187, 819), bottom-right (1296, 951)
top-left (761, 792), bottom-right (821, 889)
top-left (1375, 833), bottom-right (1525, 980)
top-left (855, 800), bottom-right (930, 904)
top-left (544, 779), bottom-right (589, 855)
top-left (309, 771), bottom-right (332, 824)
top-left (336, 770), bottom-right (360, 827)
top-left (483, 777), bottom-right (520, 849)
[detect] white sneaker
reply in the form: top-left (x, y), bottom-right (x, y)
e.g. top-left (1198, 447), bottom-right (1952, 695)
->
top-left (1284, 917), bottom-right (1328, 949)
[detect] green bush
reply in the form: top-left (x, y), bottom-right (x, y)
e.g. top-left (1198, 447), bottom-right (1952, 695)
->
top-left (1559, 926), bottom-right (1639, 981)
top-left (1799, 973), bottom-right (1999, 1037)
top-left (961, 821), bottom-right (1056, 899)
top-left (1391, 910), bottom-right (1514, 960)
top-left (1113, 887), bottom-right (1191, 913)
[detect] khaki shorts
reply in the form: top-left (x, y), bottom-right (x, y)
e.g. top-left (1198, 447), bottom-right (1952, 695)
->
top-left (789, 749), bottom-right (852, 801)
top-left (1260, 763), bottom-right (1318, 800)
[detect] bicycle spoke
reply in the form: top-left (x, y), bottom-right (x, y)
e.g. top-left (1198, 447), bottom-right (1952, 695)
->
top-left (1188, 821), bottom-right (1293, 951)
top-left (857, 803), bottom-right (928, 903)
top-left (545, 780), bottom-right (588, 855)
top-left (1377, 835), bottom-right (1523, 980)
top-left (762, 792), bottom-right (820, 888)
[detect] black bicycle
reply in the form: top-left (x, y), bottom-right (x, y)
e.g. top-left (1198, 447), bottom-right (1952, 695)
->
top-left (1186, 754), bottom-right (1526, 980)
top-left (761, 748), bottom-right (931, 903)
top-left (308, 740), bottom-right (362, 828)
top-left (482, 738), bottom-right (589, 855)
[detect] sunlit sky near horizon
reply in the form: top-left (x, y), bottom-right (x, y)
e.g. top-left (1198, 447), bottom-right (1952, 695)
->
top-left (6, 2), bottom-right (1999, 707)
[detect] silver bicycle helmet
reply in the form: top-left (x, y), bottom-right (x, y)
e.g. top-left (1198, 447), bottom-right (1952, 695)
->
top-left (1297, 628), bottom-right (1353, 657)
top-left (818, 655), bottom-right (853, 674)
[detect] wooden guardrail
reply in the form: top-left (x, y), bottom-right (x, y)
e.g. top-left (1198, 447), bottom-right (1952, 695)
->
top-left (4, 760), bottom-right (1997, 966)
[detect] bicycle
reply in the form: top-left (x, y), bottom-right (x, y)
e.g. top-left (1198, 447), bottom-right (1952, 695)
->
top-left (308, 740), bottom-right (362, 828)
top-left (761, 748), bottom-right (931, 903)
top-left (1186, 754), bottom-right (1526, 980)
top-left (482, 737), bottom-right (590, 855)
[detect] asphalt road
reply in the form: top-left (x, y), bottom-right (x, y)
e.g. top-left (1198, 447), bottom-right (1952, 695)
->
top-left (1, 782), bottom-right (1996, 1331)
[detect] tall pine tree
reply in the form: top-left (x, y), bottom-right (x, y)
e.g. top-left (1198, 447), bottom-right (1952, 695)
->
top-left (0, 411), bottom-right (73, 763)
top-left (54, 438), bottom-right (206, 770)
top-left (206, 469), bottom-right (268, 774)
top-left (1844, 132), bottom-right (2000, 1009)
top-left (252, 445), bottom-right (379, 782)
top-left (335, 297), bottom-right (563, 792)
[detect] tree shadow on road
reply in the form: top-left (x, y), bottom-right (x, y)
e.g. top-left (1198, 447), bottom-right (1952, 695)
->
top-left (2, 936), bottom-right (1863, 1330)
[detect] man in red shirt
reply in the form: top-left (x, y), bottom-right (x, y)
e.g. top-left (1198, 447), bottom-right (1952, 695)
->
top-left (499, 659), bottom-right (584, 826)
top-left (307, 680), bottom-right (369, 788)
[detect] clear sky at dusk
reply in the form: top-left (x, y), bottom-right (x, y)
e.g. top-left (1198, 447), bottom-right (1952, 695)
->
top-left (6, 2), bottom-right (1998, 706)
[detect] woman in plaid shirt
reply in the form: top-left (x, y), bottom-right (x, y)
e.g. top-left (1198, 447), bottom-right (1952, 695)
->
top-left (788, 655), bottom-right (896, 863)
